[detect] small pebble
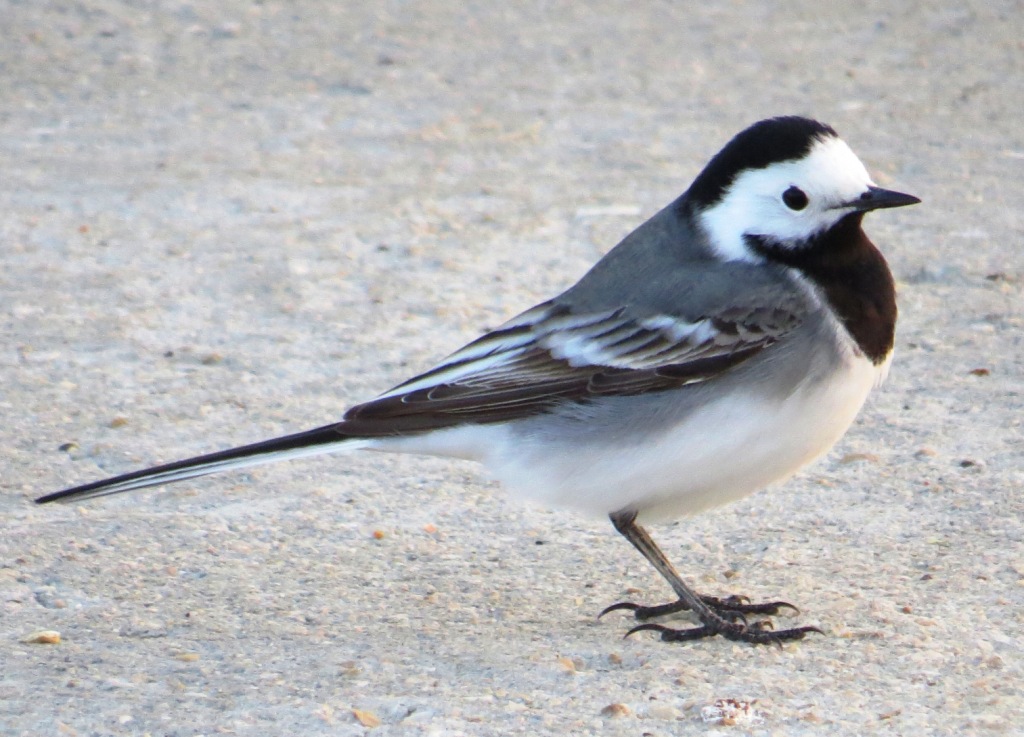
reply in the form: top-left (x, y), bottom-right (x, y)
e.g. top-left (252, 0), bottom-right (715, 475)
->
top-left (600, 703), bottom-right (630, 717)
top-left (352, 708), bottom-right (381, 728)
top-left (839, 452), bottom-right (879, 464)
top-left (23, 630), bottom-right (61, 644)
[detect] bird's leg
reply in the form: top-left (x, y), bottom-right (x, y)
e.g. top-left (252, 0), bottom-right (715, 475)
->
top-left (601, 511), bottom-right (821, 645)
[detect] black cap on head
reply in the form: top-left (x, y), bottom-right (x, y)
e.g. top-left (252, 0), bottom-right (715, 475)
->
top-left (685, 117), bottom-right (838, 209)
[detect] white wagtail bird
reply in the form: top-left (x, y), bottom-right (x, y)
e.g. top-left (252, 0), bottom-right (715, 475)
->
top-left (37, 116), bottom-right (920, 645)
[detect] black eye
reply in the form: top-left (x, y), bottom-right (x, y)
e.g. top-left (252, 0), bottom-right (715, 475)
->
top-left (782, 186), bottom-right (808, 211)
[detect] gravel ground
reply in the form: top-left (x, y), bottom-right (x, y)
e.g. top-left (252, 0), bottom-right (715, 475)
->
top-left (2, 2), bottom-right (1022, 735)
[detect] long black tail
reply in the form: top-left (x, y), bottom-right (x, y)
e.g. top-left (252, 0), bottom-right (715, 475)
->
top-left (35, 423), bottom-right (366, 504)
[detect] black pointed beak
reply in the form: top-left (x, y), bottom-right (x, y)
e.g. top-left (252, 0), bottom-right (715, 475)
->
top-left (850, 186), bottom-right (921, 212)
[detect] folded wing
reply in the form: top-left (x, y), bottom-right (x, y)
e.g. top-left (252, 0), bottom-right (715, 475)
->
top-left (342, 299), bottom-right (803, 434)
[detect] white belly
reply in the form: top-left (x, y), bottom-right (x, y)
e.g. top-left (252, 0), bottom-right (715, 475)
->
top-left (371, 352), bottom-right (885, 522)
top-left (520, 354), bottom-right (880, 520)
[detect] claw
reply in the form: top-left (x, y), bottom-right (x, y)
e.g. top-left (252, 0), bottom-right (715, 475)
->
top-left (599, 599), bottom-right (696, 621)
top-left (721, 609), bottom-right (748, 626)
top-left (717, 594), bottom-right (751, 607)
top-left (720, 623), bottom-right (822, 645)
top-left (624, 622), bottom-right (718, 642)
top-left (707, 595), bottom-right (799, 616)
top-left (623, 622), bottom-right (665, 639)
top-left (759, 600), bottom-right (801, 616)
top-left (598, 601), bottom-right (641, 619)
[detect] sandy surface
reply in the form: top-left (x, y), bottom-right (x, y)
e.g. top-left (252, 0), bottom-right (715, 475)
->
top-left (3, 2), bottom-right (1022, 735)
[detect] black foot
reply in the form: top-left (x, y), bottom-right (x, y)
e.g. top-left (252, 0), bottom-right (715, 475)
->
top-left (625, 619), bottom-right (822, 646)
top-left (600, 594), bottom-right (816, 646)
top-left (604, 513), bottom-right (820, 647)
top-left (599, 593), bottom-right (797, 621)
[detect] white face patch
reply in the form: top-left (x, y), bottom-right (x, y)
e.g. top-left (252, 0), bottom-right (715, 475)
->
top-left (699, 136), bottom-right (875, 262)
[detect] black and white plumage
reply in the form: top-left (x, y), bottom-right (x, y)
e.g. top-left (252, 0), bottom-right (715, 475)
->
top-left (37, 116), bottom-right (919, 645)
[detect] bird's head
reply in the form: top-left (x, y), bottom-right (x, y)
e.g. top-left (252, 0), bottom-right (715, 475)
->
top-left (686, 116), bottom-right (919, 262)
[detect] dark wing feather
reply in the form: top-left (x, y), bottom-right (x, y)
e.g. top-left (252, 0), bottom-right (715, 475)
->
top-left (341, 300), bottom-right (802, 436)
